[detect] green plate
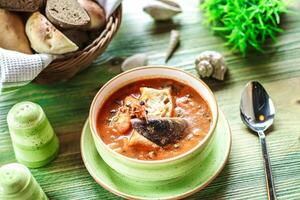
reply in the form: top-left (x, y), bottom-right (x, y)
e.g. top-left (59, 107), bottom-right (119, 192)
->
top-left (81, 111), bottom-right (231, 200)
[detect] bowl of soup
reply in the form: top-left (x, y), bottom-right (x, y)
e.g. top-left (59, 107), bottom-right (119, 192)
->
top-left (89, 66), bottom-right (218, 182)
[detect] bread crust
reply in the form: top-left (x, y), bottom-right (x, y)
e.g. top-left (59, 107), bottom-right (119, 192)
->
top-left (78, 0), bottom-right (106, 30)
top-left (25, 12), bottom-right (78, 54)
top-left (0, 9), bottom-right (32, 54)
top-left (0, 0), bottom-right (43, 12)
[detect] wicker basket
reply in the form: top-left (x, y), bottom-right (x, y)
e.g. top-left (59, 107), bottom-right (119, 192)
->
top-left (35, 5), bottom-right (122, 84)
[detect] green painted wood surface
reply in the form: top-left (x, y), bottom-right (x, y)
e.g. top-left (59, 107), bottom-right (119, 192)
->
top-left (1, 0), bottom-right (300, 199)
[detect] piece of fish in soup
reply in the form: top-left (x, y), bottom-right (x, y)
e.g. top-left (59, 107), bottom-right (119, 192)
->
top-left (128, 130), bottom-right (160, 150)
top-left (128, 87), bottom-right (175, 148)
top-left (131, 117), bottom-right (188, 146)
top-left (109, 106), bottom-right (131, 135)
top-left (109, 95), bottom-right (145, 135)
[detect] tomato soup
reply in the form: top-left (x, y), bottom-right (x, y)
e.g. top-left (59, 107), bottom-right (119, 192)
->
top-left (96, 78), bottom-right (212, 160)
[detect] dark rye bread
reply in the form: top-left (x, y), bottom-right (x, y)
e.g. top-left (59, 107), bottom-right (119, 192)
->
top-left (0, 0), bottom-right (43, 12)
top-left (46, 0), bottom-right (90, 29)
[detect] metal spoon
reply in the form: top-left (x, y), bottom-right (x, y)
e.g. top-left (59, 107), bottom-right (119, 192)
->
top-left (240, 81), bottom-right (276, 200)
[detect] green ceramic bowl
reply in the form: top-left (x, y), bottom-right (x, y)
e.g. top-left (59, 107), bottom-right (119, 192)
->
top-left (89, 66), bottom-right (219, 182)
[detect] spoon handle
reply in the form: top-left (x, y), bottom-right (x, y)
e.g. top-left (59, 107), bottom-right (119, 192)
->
top-left (258, 131), bottom-right (277, 200)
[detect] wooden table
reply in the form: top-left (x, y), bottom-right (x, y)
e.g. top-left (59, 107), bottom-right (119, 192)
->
top-left (1, 0), bottom-right (300, 199)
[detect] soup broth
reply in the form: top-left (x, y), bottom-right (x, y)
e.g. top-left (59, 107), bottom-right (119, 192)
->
top-left (96, 78), bottom-right (212, 160)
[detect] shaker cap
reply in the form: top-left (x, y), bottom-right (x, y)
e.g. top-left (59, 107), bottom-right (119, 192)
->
top-left (0, 163), bottom-right (30, 195)
top-left (7, 101), bottom-right (44, 131)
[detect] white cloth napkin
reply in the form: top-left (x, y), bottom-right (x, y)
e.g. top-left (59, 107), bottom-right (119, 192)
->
top-left (98, 0), bottom-right (122, 18)
top-left (0, 49), bottom-right (54, 93)
top-left (0, 0), bottom-right (122, 94)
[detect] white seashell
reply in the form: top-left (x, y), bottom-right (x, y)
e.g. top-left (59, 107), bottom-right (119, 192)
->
top-left (196, 60), bottom-right (213, 78)
top-left (195, 51), bottom-right (227, 80)
top-left (165, 29), bottom-right (180, 62)
top-left (143, 0), bottom-right (182, 21)
top-left (121, 53), bottom-right (148, 72)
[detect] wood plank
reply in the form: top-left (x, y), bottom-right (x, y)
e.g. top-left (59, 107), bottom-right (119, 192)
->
top-left (1, 0), bottom-right (300, 199)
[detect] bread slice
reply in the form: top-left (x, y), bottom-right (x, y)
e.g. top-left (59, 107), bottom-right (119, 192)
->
top-left (25, 12), bottom-right (78, 54)
top-left (0, 0), bottom-right (43, 12)
top-left (139, 87), bottom-right (173, 117)
top-left (0, 9), bottom-right (32, 54)
top-left (46, 0), bottom-right (90, 29)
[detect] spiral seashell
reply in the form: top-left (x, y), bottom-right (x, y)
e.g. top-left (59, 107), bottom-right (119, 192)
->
top-left (195, 51), bottom-right (227, 80)
top-left (196, 60), bottom-right (213, 78)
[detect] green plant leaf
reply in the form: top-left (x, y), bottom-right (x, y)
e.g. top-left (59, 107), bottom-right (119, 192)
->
top-left (200, 0), bottom-right (287, 55)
